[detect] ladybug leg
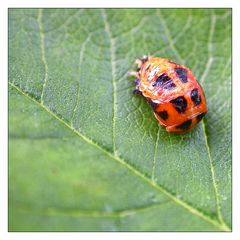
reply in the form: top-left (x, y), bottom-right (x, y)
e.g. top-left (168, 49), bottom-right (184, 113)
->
top-left (133, 89), bottom-right (142, 95)
top-left (128, 71), bottom-right (139, 78)
top-left (135, 59), bottom-right (143, 69)
top-left (135, 55), bottom-right (150, 68)
top-left (133, 79), bottom-right (142, 95)
top-left (130, 55), bottom-right (150, 77)
top-left (129, 71), bottom-right (141, 94)
top-left (134, 78), bottom-right (140, 85)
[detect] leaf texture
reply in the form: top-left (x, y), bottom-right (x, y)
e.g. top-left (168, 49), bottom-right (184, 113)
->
top-left (9, 8), bottom-right (231, 231)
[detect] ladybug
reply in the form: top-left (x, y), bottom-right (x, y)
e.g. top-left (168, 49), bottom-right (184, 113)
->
top-left (129, 56), bottom-right (208, 133)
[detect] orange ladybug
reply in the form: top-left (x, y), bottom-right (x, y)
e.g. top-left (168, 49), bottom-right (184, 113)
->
top-left (130, 56), bottom-right (208, 133)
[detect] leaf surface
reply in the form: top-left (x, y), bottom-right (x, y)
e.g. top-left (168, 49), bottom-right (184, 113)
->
top-left (9, 9), bottom-right (231, 231)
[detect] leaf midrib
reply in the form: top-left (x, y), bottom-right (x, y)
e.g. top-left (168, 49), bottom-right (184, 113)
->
top-left (9, 82), bottom-right (230, 231)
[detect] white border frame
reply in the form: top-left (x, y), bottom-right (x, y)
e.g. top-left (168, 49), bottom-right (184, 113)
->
top-left (1, 1), bottom-right (238, 239)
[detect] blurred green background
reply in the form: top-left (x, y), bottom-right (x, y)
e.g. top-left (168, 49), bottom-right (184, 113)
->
top-left (9, 9), bottom-right (231, 231)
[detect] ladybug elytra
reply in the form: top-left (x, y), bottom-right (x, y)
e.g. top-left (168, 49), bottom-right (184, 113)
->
top-left (129, 56), bottom-right (208, 134)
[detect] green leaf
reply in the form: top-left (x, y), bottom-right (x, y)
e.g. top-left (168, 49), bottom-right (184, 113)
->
top-left (9, 9), bottom-right (231, 231)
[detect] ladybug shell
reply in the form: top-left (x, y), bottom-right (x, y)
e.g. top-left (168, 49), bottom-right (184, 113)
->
top-left (137, 57), bottom-right (207, 133)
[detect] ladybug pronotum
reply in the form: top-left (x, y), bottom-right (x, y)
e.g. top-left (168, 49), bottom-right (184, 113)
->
top-left (129, 56), bottom-right (208, 134)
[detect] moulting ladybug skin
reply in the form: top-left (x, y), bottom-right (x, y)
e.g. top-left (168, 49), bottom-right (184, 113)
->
top-left (130, 56), bottom-right (208, 134)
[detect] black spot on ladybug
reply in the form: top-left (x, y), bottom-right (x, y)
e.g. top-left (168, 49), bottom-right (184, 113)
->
top-left (158, 110), bottom-right (168, 120)
top-left (196, 112), bottom-right (207, 122)
top-left (152, 73), bottom-right (176, 90)
top-left (170, 96), bottom-right (187, 113)
top-left (175, 68), bottom-right (188, 83)
top-left (191, 88), bottom-right (201, 106)
top-left (176, 119), bottom-right (192, 130)
top-left (148, 100), bottom-right (159, 110)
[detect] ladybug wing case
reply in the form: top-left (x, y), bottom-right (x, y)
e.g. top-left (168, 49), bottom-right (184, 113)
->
top-left (133, 56), bottom-right (207, 133)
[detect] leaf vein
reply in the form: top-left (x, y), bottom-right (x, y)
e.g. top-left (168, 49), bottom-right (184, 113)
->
top-left (173, 15), bottom-right (193, 44)
top-left (151, 125), bottom-right (160, 181)
top-left (199, 13), bottom-right (228, 228)
top-left (70, 34), bottom-right (92, 125)
top-left (157, 9), bottom-right (185, 64)
top-left (199, 14), bottom-right (216, 84)
top-left (202, 120), bottom-right (227, 229)
top-left (37, 9), bottom-right (49, 104)
top-left (101, 9), bottom-right (117, 155)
